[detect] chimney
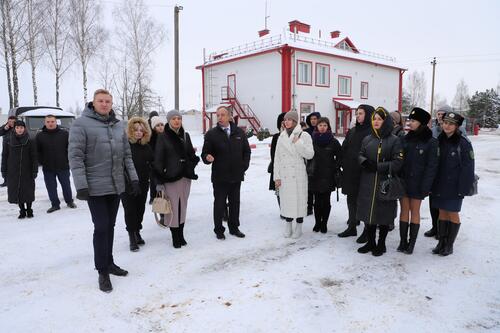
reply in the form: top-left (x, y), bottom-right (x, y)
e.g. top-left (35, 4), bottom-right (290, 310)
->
top-left (258, 29), bottom-right (270, 37)
top-left (289, 20), bottom-right (310, 34)
top-left (330, 30), bottom-right (341, 38)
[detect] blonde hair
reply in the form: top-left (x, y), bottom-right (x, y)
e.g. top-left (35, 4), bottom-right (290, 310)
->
top-left (93, 89), bottom-right (113, 100)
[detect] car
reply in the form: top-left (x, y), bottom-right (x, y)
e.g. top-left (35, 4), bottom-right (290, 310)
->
top-left (8, 106), bottom-right (76, 137)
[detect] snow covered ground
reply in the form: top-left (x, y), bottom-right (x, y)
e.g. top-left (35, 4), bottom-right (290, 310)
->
top-left (1, 131), bottom-right (500, 333)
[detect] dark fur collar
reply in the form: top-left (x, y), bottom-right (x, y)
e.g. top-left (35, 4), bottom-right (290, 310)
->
top-left (438, 130), bottom-right (461, 144)
top-left (405, 126), bottom-right (432, 142)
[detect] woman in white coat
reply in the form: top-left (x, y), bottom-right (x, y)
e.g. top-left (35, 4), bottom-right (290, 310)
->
top-left (274, 111), bottom-right (315, 238)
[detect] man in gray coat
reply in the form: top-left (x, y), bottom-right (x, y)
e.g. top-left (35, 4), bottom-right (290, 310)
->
top-left (69, 89), bottom-right (140, 293)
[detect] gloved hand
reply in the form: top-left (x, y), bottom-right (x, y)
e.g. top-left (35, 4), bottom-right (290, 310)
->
top-left (32, 173), bottom-right (38, 179)
top-left (131, 180), bottom-right (141, 196)
top-left (76, 188), bottom-right (89, 201)
top-left (362, 159), bottom-right (378, 172)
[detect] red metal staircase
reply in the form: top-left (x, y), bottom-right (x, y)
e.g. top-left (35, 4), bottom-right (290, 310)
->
top-left (221, 86), bottom-right (261, 133)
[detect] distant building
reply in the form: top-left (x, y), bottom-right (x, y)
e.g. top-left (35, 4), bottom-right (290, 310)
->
top-left (197, 20), bottom-right (406, 135)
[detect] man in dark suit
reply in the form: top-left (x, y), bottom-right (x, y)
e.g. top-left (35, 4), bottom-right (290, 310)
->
top-left (202, 106), bottom-right (251, 240)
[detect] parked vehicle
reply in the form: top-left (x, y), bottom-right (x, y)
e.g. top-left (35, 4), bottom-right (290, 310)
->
top-left (8, 106), bottom-right (75, 137)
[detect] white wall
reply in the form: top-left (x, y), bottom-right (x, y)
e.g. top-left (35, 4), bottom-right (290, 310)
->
top-left (204, 51), bottom-right (282, 132)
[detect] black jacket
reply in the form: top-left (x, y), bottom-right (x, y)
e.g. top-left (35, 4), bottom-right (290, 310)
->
top-left (432, 131), bottom-right (475, 199)
top-left (154, 126), bottom-right (199, 183)
top-left (356, 117), bottom-right (403, 226)
top-left (6, 131), bottom-right (38, 204)
top-left (340, 122), bottom-right (372, 196)
top-left (1, 126), bottom-right (13, 178)
top-left (268, 133), bottom-right (280, 190)
top-left (308, 133), bottom-right (342, 193)
top-left (202, 122), bottom-right (251, 183)
top-left (35, 126), bottom-right (70, 171)
top-left (128, 142), bottom-right (153, 192)
top-left (401, 127), bottom-right (439, 199)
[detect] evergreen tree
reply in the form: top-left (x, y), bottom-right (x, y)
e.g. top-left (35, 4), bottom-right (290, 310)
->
top-left (468, 89), bottom-right (500, 128)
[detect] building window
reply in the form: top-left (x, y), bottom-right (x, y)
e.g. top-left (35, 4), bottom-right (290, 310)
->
top-left (300, 103), bottom-right (315, 115)
top-left (297, 60), bottom-right (312, 85)
top-left (338, 75), bottom-right (352, 97)
top-left (315, 63), bottom-right (330, 87)
top-left (361, 81), bottom-right (369, 99)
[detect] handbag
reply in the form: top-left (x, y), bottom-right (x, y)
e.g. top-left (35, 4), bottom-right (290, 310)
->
top-left (152, 191), bottom-right (173, 228)
top-left (377, 163), bottom-right (405, 201)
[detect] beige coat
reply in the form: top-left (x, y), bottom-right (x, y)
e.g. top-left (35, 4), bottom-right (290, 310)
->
top-left (273, 124), bottom-right (314, 218)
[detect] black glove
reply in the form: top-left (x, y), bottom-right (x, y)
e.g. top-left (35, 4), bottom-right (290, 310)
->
top-left (362, 159), bottom-right (378, 172)
top-left (76, 188), bottom-right (89, 201)
top-left (131, 180), bottom-right (141, 196)
top-left (33, 173), bottom-right (38, 179)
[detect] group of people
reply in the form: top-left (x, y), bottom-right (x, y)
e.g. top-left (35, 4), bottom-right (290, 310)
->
top-left (1, 88), bottom-right (475, 293)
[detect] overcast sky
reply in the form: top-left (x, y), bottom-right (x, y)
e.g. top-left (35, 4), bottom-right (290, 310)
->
top-left (1, 0), bottom-right (499, 114)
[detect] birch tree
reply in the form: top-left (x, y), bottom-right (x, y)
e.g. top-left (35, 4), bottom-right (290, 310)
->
top-left (406, 70), bottom-right (427, 109)
top-left (452, 79), bottom-right (470, 112)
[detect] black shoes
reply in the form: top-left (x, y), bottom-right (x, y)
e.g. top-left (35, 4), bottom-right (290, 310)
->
top-left (229, 229), bottom-right (245, 238)
top-left (98, 273), bottom-right (112, 293)
top-left (338, 225), bottom-right (357, 238)
top-left (179, 223), bottom-right (187, 246)
top-left (313, 223), bottom-right (321, 232)
top-left (67, 202), bottom-right (77, 209)
top-left (216, 233), bottom-right (226, 240)
top-left (128, 232), bottom-right (139, 252)
top-left (307, 207), bottom-right (313, 216)
top-left (47, 206), bottom-right (60, 213)
top-left (0, 180), bottom-right (7, 187)
top-left (356, 227), bottom-right (368, 243)
top-left (18, 209), bottom-right (27, 219)
top-left (357, 225), bottom-right (376, 254)
top-left (397, 221), bottom-right (409, 252)
top-left (109, 263), bottom-right (128, 276)
top-left (135, 231), bottom-right (145, 245)
top-left (26, 209), bottom-right (34, 218)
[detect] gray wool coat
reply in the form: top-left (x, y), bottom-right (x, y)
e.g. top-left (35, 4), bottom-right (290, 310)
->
top-left (68, 103), bottom-right (138, 196)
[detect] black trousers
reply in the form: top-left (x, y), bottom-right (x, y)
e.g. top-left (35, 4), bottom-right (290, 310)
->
top-left (121, 190), bottom-right (148, 232)
top-left (314, 192), bottom-right (332, 221)
top-left (307, 191), bottom-right (314, 210)
top-left (87, 195), bottom-right (120, 273)
top-left (213, 181), bottom-right (241, 234)
top-left (347, 194), bottom-right (358, 226)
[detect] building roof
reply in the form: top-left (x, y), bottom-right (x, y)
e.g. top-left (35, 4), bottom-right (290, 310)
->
top-left (198, 30), bottom-right (406, 71)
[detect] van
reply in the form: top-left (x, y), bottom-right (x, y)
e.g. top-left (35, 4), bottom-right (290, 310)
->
top-left (8, 106), bottom-right (76, 137)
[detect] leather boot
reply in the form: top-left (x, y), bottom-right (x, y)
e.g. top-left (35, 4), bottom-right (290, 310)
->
top-left (397, 221), bottom-right (409, 252)
top-left (432, 220), bottom-right (449, 254)
top-left (128, 232), bottom-right (139, 252)
top-left (18, 203), bottom-right (27, 219)
top-left (313, 208), bottom-right (321, 232)
top-left (338, 224), bottom-right (357, 237)
top-left (372, 225), bottom-right (389, 256)
top-left (358, 225), bottom-right (376, 254)
top-left (26, 202), bottom-right (34, 218)
top-left (170, 227), bottom-right (181, 248)
top-left (135, 231), bottom-right (145, 245)
top-left (179, 223), bottom-right (187, 246)
top-left (98, 273), bottom-right (112, 293)
top-left (320, 205), bottom-right (331, 234)
top-left (356, 226), bottom-right (369, 244)
top-left (440, 222), bottom-right (460, 256)
top-left (405, 223), bottom-right (420, 255)
top-left (425, 206), bottom-right (439, 238)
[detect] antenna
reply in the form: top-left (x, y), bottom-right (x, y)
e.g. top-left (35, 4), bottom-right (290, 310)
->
top-left (264, 0), bottom-right (270, 29)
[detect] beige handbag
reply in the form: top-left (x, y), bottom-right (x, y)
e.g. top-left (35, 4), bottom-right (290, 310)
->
top-left (152, 192), bottom-right (173, 228)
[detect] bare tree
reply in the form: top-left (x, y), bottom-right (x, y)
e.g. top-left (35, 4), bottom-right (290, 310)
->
top-left (452, 79), bottom-right (470, 112)
top-left (24, 0), bottom-right (47, 105)
top-left (433, 93), bottom-right (448, 111)
top-left (405, 70), bottom-right (427, 109)
top-left (69, 0), bottom-right (107, 104)
top-left (113, 0), bottom-right (165, 117)
top-left (0, 0), bottom-right (28, 108)
top-left (0, 2), bottom-right (13, 109)
top-left (44, 0), bottom-right (73, 107)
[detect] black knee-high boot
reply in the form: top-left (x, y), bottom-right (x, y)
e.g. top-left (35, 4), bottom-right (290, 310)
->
top-left (440, 222), bottom-right (460, 256)
top-left (405, 223), bottom-right (420, 254)
top-left (170, 227), bottom-right (181, 248)
top-left (432, 220), bottom-right (449, 254)
top-left (358, 225), bottom-right (376, 254)
top-left (373, 225), bottom-right (389, 256)
top-left (397, 221), bottom-right (409, 252)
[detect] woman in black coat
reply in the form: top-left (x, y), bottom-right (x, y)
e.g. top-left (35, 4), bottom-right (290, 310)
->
top-left (308, 117), bottom-right (342, 233)
top-left (398, 108), bottom-right (439, 254)
top-left (338, 104), bottom-right (374, 240)
top-left (268, 112), bottom-right (286, 218)
top-left (122, 117), bottom-right (154, 252)
top-left (154, 110), bottom-right (199, 248)
top-left (6, 120), bottom-right (38, 219)
top-left (430, 112), bottom-right (474, 256)
top-left (356, 107), bottom-right (403, 256)
top-left (148, 115), bottom-right (165, 204)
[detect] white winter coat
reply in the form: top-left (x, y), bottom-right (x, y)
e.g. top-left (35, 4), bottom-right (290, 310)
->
top-left (273, 124), bottom-right (314, 218)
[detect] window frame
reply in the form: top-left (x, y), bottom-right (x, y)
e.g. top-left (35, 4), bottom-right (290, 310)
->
top-left (300, 102), bottom-right (315, 115)
top-left (296, 59), bottom-right (313, 86)
top-left (360, 81), bottom-right (369, 99)
top-left (338, 75), bottom-right (352, 97)
top-left (315, 62), bottom-right (330, 87)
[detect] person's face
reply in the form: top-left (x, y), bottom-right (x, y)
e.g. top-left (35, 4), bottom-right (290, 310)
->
top-left (391, 112), bottom-right (401, 125)
top-left (45, 117), bottom-right (57, 130)
top-left (356, 109), bottom-right (366, 124)
top-left (154, 123), bottom-right (165, 133)
top-left (7, 118), bottom-right (15, 127)
top-left (15, 126), bottom-right (25, 135)
top-left (216, 108), bottom-right (230, 126)
top-left (317, 122), bottom-right (328, 133)
top-left (133, 123), bottom-right (145, 140)
top-left (284, 118), bottom-right (296, 129)
top-left (437, 112), bottom-right (445, 124)
top-left (442, 120), bottom-right (458, 136)
top-left (93, 93), bottom-right (113, 115)
top-left (408, 119), bottom-right (421, 131)
top-left (372, 114), bottom-right (384, 130)
top-left (310, 116), bottom-right (318, 127)
top-left (169, 116), bottom-right (182, 130)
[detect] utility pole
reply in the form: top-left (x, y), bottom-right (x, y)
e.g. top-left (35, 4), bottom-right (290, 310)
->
top-left (174, 5), bottom-right (183, 110)
top-left (430, 57), bottom-right (437, 117)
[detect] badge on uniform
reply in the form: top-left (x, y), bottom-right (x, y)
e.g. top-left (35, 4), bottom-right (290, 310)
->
top-left (419, 149), bottom-right (424, 155)
top-left (451, 152), bottom-right (456, 156)
top-left (469, 150), bottom-right (474, 160)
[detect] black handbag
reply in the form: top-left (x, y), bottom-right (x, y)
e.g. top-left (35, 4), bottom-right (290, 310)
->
top-left (377, 163), bottom-right (405, 201)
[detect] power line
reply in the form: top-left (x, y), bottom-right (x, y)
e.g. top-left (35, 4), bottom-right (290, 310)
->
top-left (100, 0), bottom-right (176, 8)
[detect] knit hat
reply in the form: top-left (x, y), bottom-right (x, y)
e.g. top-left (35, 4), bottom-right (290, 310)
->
top-left (150, 116), bottom-right (164, 129)
top-left (284, 110), bottom-right (299, 123)
top-left (409, 107), bottom-right (431, 125)
top-left (167, 110), bottom-right (182, 123)
top-left (14, 120), bottom-right (26, 127)
top-left (436, 105), bottom-right (453, 114)
top-left (443, 112), bottom-right (464, 126)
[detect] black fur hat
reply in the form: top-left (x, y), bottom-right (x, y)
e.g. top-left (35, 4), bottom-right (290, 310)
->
top-left (409, 107), bottom-right (431, 125)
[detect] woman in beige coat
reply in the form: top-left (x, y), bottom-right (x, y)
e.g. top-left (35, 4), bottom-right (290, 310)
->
top-left (273, 111), bottom-right (314, 239)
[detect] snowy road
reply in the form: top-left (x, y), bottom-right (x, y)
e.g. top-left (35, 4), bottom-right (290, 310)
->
top-left (1, 132), bottom-right (499, 332)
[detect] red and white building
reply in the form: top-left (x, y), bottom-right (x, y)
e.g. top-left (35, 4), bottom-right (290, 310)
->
top-left (197, 20), bottom-right (406, 135)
